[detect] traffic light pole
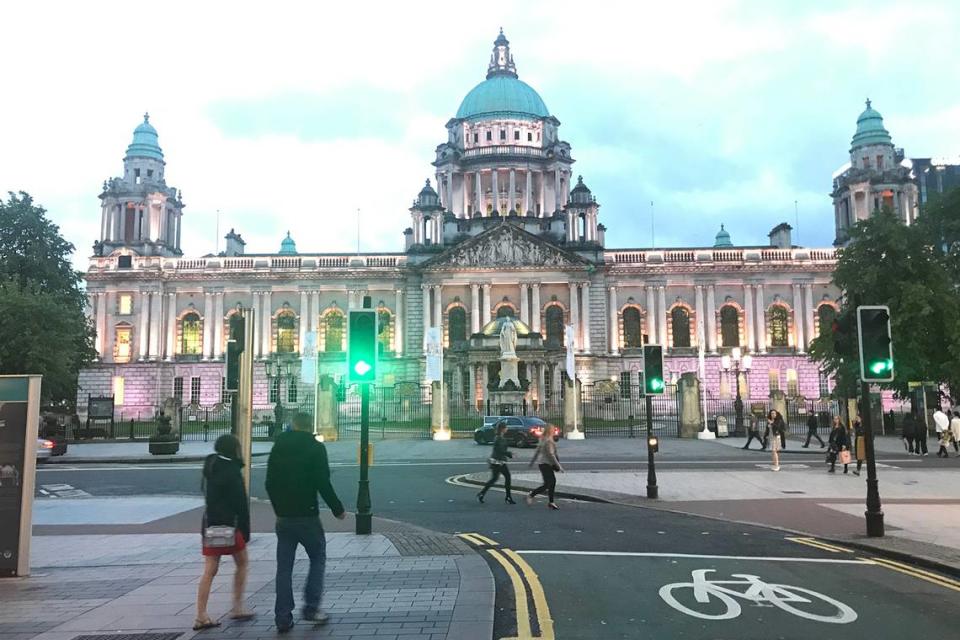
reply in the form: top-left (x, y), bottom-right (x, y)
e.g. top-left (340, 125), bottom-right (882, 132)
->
top-left (860, 381), bottom-right (884, 537)
top-left (356, 382), bottom-right (372, 535)
top-left (646, 394), bottom-right (658, 499)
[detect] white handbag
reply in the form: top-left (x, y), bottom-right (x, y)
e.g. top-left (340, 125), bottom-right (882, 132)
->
top-left (203, 524), bottom-right (237, 547)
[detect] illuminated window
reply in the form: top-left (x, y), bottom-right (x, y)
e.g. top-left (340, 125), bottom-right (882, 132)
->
top-left (720, 305), bottom-right (740, 347)
top-left (118, 294), bottom-right (133, 315)
top-left (324, 311), bottom-right (344, 352)
top-left (786, 369), bottom-right (799, 397)
top-left (620, 372), bottom-right (631, 399)
top-left (269, 377), bottom-right (280, 403)
top-left (623, 307), bottom-right (643, 348)
top-left (112, 376), bottom-right (125, 405)
top-left (115, 325), bottom-right (132, 362)
top-left (276, 312), bottom-right (296, 353)
top-left (181, 312), bottom-right (202, 355)
top-left (768, 306), bottom-right (789, 348)
top-left (769, 369), bottom-right (780, 392)
top-left (377, 309), bottom-right (393, 353)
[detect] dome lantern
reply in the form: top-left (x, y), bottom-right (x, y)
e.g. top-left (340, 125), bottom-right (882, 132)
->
top-left (850, 98), bottom-right (893, 151)
top-left (125, 112), bottom-right (164, 161)
top-left (279, 231), bottom-right (297, 255)
top-left (714, 224), bottom-right (733, 248)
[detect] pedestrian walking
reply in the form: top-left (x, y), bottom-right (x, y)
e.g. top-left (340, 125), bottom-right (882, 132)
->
top-left (826, 416), bottom-right (851, 474)
top-left (850, 415), bottom-right (866, 475)
top-left (266, 412), bottom-right (347, 633)
top-left (937, 427), bottom-right (952, 458)
top-left (802, 412), bottom-right (825, 448)
top-left (477, 421), bottom-right (516, 504)
top-left (951, 411), bottom-right (960, 455)
top-left (194, 434), bottom-right (253, 631)
top-left (527, 425), bottom-right (564, 510)
top-left (767, 410), bottom-right (785, 471)
top-left (742, 414), bottom-right (764, 450)
top-left (902, 412), bottom-right (916, 454)
top-left (934, 408), bottom-right (949, 458)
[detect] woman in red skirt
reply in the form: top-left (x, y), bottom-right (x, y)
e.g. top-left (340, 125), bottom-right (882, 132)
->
top-left (194, 434), bottom-right (253, 630)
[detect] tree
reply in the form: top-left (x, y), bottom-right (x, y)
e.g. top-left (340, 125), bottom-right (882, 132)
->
top-left (0, 192), bottom-right (95, 405)
top-left (809, 204), bottom-right (960, 400)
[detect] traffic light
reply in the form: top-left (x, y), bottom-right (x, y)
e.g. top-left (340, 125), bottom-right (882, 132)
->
top-left (347, 310), bottom-right (378, 383)
top-left (643, 344), bottom-right (665, 395)
top-left (857, 306), bottom-right (894, 382)
top-left (225, 314), bottom-right (245, 392)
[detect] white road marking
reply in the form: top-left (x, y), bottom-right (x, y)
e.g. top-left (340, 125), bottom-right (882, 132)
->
top-left (516, 550), bottom-right (875, 564)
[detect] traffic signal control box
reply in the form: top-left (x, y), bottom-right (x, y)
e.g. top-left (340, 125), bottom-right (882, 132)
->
top-left (347, 310), bottom-right (378, 383)
top-left (225, 314), bottom-right (245, 392)
top-left (643, 345), bottom-right (665, 395)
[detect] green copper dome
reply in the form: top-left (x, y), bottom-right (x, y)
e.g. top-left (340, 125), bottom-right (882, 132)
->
top-left (713, 224), bottom-right (733, 248)
top-left (456, 76), bottom-right (549, 121)
top-left (851, 99), bottom-right (892, 150)
top-left (125, 113), bottom-right (164, 160)
top-left (279, 231), bottom-right (297, 255)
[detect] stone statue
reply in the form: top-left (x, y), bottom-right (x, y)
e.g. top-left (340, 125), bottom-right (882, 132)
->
top-left (499, 317), bottom-right (517, 358)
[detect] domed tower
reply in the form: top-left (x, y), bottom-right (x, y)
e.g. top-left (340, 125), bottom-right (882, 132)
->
top-left (96, 114), bottom-right (184, 257)
top-left (278, 231), bottom-right (298, 255)
top-left (407, 179), bottom-right (445, 248)
top-left (565, 175), bottom-right (601, 245)
top-left (432, 30), bottom-right (574, 220)
top-left (831, 100), bottom-right (918, 245)
top-left (713, 224), bottom-right (733, 248)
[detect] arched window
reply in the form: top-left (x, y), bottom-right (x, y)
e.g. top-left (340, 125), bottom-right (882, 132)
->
top-left (377, 310), bottom-right (392, 354)
top-left (448, 307), bottom-right (467, 346)
top-left (324, 311), bottom-right (344, 352)
top-left (496, 305), bottom-right (516, 318)
top-left (817, 304), bottom-right (837, 339)
top-left (720, 305), bottom-right (740, 347)
top-left (276, 313), bottom-right (296, 353)
top-left (181, 313), bottom-right (202, 355)
top-left (671, 307), bottom-right (691, 348)
top-left (769, 305), bottom-right (789, 347)
top-left (623, 307), bottom-right (643, 348)
top-left (545, 305), bottom-right (564, 347)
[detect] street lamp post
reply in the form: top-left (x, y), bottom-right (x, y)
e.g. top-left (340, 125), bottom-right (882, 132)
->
top-left (721, 348), bottom-right (752, 435)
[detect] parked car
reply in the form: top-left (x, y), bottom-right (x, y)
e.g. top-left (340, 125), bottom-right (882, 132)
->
top-left (36, 438), bottom-right (54, 462)
top-left (474, 416), bottom-right (554, 448)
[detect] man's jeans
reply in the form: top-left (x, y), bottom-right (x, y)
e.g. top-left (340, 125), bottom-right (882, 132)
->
top-left (275, 516), bottom-right (327, 626)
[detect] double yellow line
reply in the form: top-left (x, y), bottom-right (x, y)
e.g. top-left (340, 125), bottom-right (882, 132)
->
top-left (457, 533), bottom-right (554, 640)
top-left (786, 536), bottom-right (960, 593)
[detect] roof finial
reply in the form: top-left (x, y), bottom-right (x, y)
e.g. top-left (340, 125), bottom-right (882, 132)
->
top-left (865, 98), bottom-right (871, 109)
top-left (720, 223), bottom-right (725, 230)
top-left (143, 112), bottom-right (150, 122)
top-left (425, 178), bottom-right (431, 187)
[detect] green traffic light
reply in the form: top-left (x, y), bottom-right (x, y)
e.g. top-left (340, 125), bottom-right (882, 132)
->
top-left (869, 359), bottom-right (892, 375)
top-left (649, 378), bottom-right (664, 392)
top-left (354, 360), bottom-right (371, 376)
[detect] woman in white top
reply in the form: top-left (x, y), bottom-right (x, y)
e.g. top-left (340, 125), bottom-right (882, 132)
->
top-left (527, 425), bottom-right (564, 510)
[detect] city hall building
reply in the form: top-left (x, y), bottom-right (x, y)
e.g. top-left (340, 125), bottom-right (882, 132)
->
top-left (78, 32), bottom-right (919, 422)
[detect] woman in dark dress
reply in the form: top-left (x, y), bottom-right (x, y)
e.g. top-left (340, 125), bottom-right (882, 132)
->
top-left (477, 421), bottom-right (516, 504)
top-left (827, 416), bottom-right (850, 474)
top-left (194, 434), bottom-right (253, 630)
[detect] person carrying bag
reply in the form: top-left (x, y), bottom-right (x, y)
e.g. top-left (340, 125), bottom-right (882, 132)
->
top-left (477, 420), bottom-right (516, 504)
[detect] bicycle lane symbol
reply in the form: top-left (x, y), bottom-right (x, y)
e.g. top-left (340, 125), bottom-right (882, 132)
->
top-left (659, 569), bottom-right (858, 624)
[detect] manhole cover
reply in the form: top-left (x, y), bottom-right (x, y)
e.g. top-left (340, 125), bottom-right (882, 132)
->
top-left (74, 635), bottom-right (181, 640)
top-left (781, 490), bottom-right (806, 494)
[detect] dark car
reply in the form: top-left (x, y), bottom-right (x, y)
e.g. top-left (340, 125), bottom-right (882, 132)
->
top-left (474, 416), bottom-right (553, 448)
top-left (39, 419), bottom-right (68, 456)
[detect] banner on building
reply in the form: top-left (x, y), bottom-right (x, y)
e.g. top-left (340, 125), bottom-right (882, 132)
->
top-left (565, 324), bottom-right (576, 381)
top-left (425, 327), bottom-right (443, 383)
top-left (300, 331), bottom-right (317, 384)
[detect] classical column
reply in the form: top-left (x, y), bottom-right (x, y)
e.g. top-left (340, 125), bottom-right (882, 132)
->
top-left (261, 290), bottom-right (272, 357)
top-left (694, 285), bottom-right (705, 349)
top-left (520, 283), bottom-right (529, 325)
top-left (475, 170), bottom-right (482, 214)
top-left (491, 169), bottom-right (499, 212)
top-left (348, 290), bottom-right (357, 310)
top-left (531, 284), bottom-right (542, 333)
top-left (165, 291), bottom-right (177, 360)
top-left (213, 292), bottom-right (224, 360)
top-left (471, 283), bottom-right (481, 334)
top-left (89, 292), bottom-right (103, 358)
top-left (201, 291), bottom-right (214, 360)
top-left (568, 282), bottom-right (580, 350)
top-left (252, 292), bottom-right (262, 359)
top-left (299, 290), bottom-right (309, 354)
top-left (482, 284), bottom-right (492, 326)
top-left (481, 365), bottom-right (489, 404)
top-left (706, 285), bottom-right (717, 353)
top-left (310, 291), bottom-right (320, 332)
top-left (754, 284), bottom-right (766, 354)
top-left (433, 285), bottom-right (442, 335)
top-left (117, 204), bottom-right (125, 242)
top-left (792, 284), bottom-right (805, 353)
top-left (394, 289), bottom-right (404, 355)
top-left (645, 286), bottom-right (657, 344)
top-left (657, 286), bottom-right (668, 347)
top-left (446, 173), bottom-right (453, 212)
top-left (509, 168), bottom-right (516, 213)
top-left (538, 171), bottom-right (545, 216)
top-left (421, 284), bottom-right (431, 350)
top-left (608, 286), bottom-right (619, 355)
top-left (537, 363), bottom-right (546, 406)
top-left (462, 172), bottom-right (470, 216)
top-left (581, 282), bottom-right (591, 353)
top-left (554, 167), bottom-right (562, 212)
top-left (744, 284), bottom-right (755, 352)
top-left (468, 364), bottom-right (477, 408)
top-left (524, 170), bottom-right (532, 215)
top-left (149, 291), bottom-right (162, 359)
top-left (804, 284), bottom-right (815, 349)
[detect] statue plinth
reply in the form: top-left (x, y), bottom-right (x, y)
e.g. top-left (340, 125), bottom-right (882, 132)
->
top-left (499, 354), bottom-right (520, 389)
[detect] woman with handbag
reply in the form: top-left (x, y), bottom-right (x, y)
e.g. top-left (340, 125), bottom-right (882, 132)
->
top-left (827, 416), bottom-right (851, 474)
top-left (527, 425), bottom-right (564, 510)
top-left (851, 415), bottom-right (866, 475)
top-left (477, 421), bottom-right (516, 504)
top-left (194, 434), bottom-right (253, 630)
top-left (767, 410), bottom-right (786, 471)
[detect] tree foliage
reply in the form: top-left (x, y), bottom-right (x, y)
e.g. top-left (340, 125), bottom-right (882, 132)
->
top-left (0, 192), bottom-right (95, 404)
top-left (809, 201), bottom-right (960, 400)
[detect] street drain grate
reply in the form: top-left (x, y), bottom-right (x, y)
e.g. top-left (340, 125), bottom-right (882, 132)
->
top-left (781, 490), bottom-right (806, 494)
top-left (73, 635), bottom-right (181, 640)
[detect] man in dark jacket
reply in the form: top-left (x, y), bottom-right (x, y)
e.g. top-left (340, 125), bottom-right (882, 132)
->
top-left (266, 412), bottom-right (346, 632)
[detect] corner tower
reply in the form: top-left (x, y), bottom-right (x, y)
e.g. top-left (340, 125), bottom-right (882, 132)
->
top-left (95, 114), bottom-right (184, 257)
top-left (432, 30), bottom-right (574, 219)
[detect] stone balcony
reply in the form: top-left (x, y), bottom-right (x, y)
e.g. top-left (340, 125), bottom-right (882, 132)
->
top-left (87, 253), bottom-right (408, 275)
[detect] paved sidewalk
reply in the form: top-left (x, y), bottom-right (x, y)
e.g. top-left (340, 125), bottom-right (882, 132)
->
top-left (0, 532), bottom-right (492, 640)
top-left (714, 433), bottom-right (923, 455)
top-left (45, 441), bottom-right (275, 464)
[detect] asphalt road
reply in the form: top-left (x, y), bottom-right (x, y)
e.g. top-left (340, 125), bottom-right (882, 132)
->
top-left (34, 441), bottom-right (960, 639)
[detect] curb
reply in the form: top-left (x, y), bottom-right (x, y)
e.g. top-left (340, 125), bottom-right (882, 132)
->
top-left (42, 451), bottom-right (270, 465)
top-left (457, 474), bottom-right (960, 580)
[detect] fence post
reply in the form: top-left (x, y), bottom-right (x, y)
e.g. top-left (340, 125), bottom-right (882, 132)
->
top-left (128, 419), bottom-right (133, 440)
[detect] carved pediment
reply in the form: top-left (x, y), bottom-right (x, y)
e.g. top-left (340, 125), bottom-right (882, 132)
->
top-left (424, 223), bottom-right (589, 270)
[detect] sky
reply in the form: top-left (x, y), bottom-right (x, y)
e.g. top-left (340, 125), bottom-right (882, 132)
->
top-left (2, 0), bottom-right (959, 267)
